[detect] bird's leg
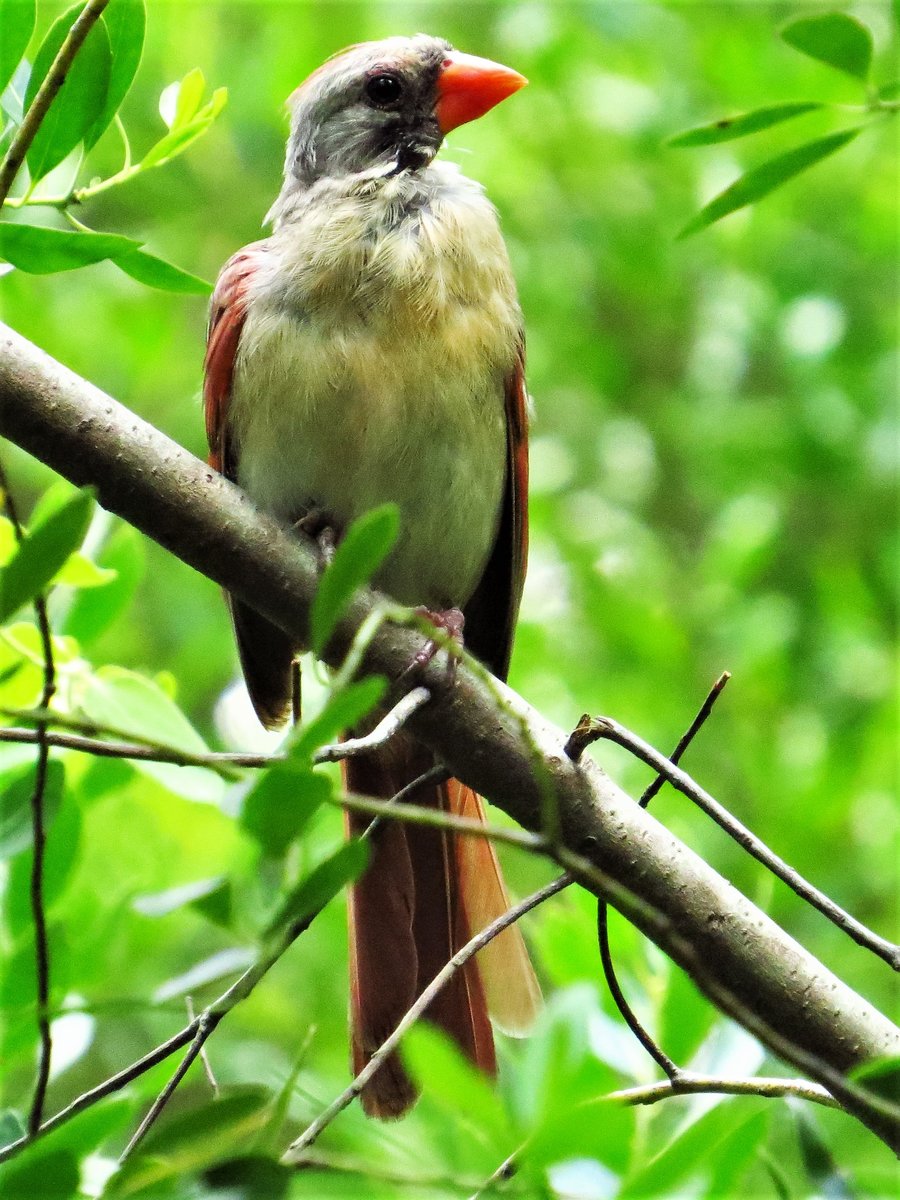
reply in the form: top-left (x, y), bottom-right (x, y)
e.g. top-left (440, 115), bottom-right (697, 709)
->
top-left (404, 606), bottom-right (465, 682)
top-left (293, 507), bottom-right (338, 566)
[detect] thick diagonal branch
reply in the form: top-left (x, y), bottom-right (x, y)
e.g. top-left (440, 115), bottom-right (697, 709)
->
top-left (0, 322), bottom-right (897, 1149)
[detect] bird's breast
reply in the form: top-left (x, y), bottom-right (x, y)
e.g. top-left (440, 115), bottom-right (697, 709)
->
top-left (229, 168), bottom-right (520, 610)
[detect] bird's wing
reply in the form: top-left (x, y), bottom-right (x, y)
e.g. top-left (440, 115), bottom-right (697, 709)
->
top-left (463, 340), bottom-right (529, 681)
top-left (203, 241), bottom-right (270, 478)
top-left (204, 240), bottom-right (296, 729)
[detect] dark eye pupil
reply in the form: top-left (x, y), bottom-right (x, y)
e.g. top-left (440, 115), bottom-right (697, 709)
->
top-left (366, 74), bottom-right (402, 105)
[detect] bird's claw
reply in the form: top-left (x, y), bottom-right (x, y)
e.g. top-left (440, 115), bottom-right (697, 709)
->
top-left (402, 607), bottom-right (465, 683)
top-left (293, 508), bottom-right (337, 567)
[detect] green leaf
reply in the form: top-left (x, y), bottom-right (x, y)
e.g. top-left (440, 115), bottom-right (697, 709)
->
top-left (0, 222), bottom-right (141, 274)
top-left (105, 1088), bottom-right (272, 1198)
top-left (0, 1149), bottom-right (79, 1200)
top-left (403, 1023), bottom-right (514, 1153)
top-left (240, 765), bottom-right (332, 858)
top-left (203, 1156), bottom-right (291, 1200)
top-left (621, 1097), bottom-right (768, 1197)
top-left (288, 674), bottom-right (387, 763)
top-left (0, 1098), bottom-right (131, 1196)
top-left (52, 550), bottom-right (116, 588)
top-left (156, 67), bottom-right (206, 132)
top-left (83, 0), bottom-right (145, 148)
top-left (678, 129), bottom-right (860, 237)
top-left (877, 80), bottom-right (900, 100)
top-left (0, 1109), bottom-right (25, 1146)
top-left (65, 521), bottom-right (146, 644)
top-left (669, 102), bottom-right (823, 147)
top-left (781, 12), bottom-right (873, 81)
top-left (132, 875), bottom-right (228, 917)
top-left (310, 504), bottom-right (400, 655)
top-left (23, 3), bottom-right (112, 182)
top-left (113, 245), bottom-right (212, 294)
top-left (850, 1055), bottom-right (900, 1103)
top-left (510, 986), bottom-right (626, 1172)
top-left (0, 488), bottom-right (94, 621)
top-left (264, 839), bottom-right (369, 937)
top-left (170, 67), bottom-right (206, 128)
top-left (0, 759), bottom-right (64, 858)
top-left (78, 666), bottom-right (223, 803)
top-left (0, 0), bottom-right (35, 96)
top-left (141, 83), bottom-right (227, 168)
top-left (794, 1108), bottom-right (854, 1198)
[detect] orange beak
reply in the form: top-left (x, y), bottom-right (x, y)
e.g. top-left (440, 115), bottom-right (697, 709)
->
top-left (435, 51), bottom-right (527, 134)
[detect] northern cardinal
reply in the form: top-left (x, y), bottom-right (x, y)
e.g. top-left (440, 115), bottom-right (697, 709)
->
top-left (204, 35), bottom-right (540, 1117)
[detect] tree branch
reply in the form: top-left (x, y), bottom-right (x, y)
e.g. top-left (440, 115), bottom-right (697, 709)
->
top-left (1, 322), bottom-right (898, 1149)
top-left (567, 714), bottom-right (900, 970)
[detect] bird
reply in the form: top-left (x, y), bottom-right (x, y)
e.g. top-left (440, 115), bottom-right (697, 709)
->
top-left (203, 34), bottom-right (540, 1118)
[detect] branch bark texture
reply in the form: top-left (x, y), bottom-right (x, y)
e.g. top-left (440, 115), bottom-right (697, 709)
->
top-left (0, 322), bottom-right (897, 1148)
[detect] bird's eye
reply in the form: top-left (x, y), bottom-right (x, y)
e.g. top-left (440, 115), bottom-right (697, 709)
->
top-left (365, 73), bottom-right (404, 107)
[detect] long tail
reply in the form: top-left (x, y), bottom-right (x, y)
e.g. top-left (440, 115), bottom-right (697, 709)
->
top-left (344, 738), bottom-right (540, 1118)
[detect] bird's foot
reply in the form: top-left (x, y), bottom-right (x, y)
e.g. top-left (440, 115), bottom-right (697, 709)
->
top-left (293, 508), bottom-right (337, 567)
top-left (403, 607), bottom-right (465, 683)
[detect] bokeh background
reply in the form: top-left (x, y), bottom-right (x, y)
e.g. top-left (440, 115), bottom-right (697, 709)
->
top-left (1, 2), bottom-right (897, 1196)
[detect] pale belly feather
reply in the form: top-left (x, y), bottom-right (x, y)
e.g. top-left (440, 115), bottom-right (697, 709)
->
top-left (228, 162), bottom-right (519, 610)
top-left (231, 304), bottom-right (508, 609)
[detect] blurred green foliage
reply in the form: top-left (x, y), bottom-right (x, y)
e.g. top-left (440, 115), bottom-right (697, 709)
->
top-left (0, 1), bottom-right (897, 1196)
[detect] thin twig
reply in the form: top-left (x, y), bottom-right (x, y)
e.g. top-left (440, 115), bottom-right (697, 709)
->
top-left (605, 1071), bottom-right (838, 1109)
top-left (639, 672), bottom-right (731, 808)
top-left (361, 762), bottom-right (450, 841)
top-left (0, 0), bottom-right (112, 205)
top-left (118, 1013), bottom-right (216, 1162)
top-left (569, 714), bottom-right (900, 970)
top-left (473, 1072), bottom-right (839, 1197)
top-left (0, 687), bottom-right (431, 774)
top-left (110, 711), bottom-right (437, 1157)
top-left (596, 674), bottom-right (732, 1080)
top-left (186, 996), bottom-right (218, 1095)
top-left (0, 1017), bottom-right (198, 1165)
top-left (316, 686), bottom-right (430, 760)
top-left (0, 460), bottom-right (56, 1135)
top-left (283, 874), bottom-right (573, 1161)
top-left (337, 792), bottom-right (547, 853)
top-left (597, 902), bottom-right (677, 1079)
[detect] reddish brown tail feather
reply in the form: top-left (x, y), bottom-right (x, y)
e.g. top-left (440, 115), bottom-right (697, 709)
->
top-left (344, 740), bottom-right (497, 1118)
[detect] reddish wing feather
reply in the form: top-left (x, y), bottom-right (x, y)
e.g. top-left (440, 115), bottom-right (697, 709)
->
top-left (203, 241), bottom-right (269, 477)
top-left (204, 241), bottom-right (295, 728)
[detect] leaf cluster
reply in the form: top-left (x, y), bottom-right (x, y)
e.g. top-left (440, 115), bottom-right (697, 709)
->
top-left (671, 12), bottom-right (896, 235)
top-left (0, 0), bottom-right (224, 290)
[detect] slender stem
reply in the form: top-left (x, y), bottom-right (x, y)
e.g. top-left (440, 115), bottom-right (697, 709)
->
top-left (186, 996), bottom-right (218, 1095)
top-left (605, 1071), bottom-right (838, 1109)
top-left (0, 0), bottom-right (112, 205)
top-left (596, 672), bottom-right (731, 1080)
top-left (0, 460), bottom-right (56, 1135)
top-left (0, 689), bottom-right (430, 774)
top-left (318, 687), bottom-right (430, 759)
top-left (119, 1013), bottom-right (218, 1162)
top-left (283, 874), bottom-right (573, 1161)
top-left (597, 902), bottom-right (678, 1079)
top-left (638, 672), bottom-right (731, 808)
top-left (570, 715), bottom-right (900, 971)
top-left (0, 1023), bottom-right (198, 1165)
top-left (472, 1071), bottom-right (838, 1198)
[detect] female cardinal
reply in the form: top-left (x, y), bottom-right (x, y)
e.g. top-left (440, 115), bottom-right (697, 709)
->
top-left (204, 35), bottom-right (540, 1117)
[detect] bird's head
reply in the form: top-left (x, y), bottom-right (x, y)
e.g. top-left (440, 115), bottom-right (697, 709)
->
top-left (282, 34), bottom-right (527, 188)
